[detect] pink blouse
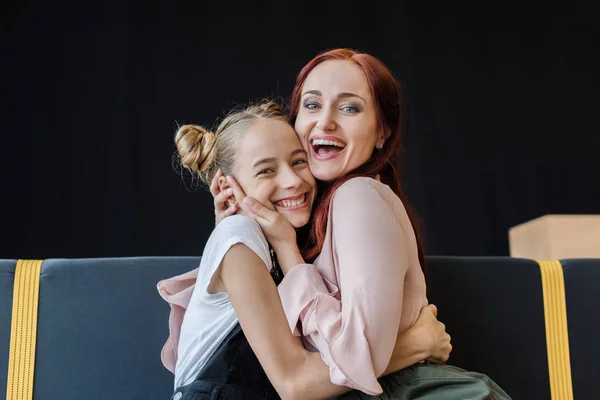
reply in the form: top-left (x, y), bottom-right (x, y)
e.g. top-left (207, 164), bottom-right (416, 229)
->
top-left (157, 177), bottom-right (427, 395)
top-left (277, 177), bottom-right (428, 395)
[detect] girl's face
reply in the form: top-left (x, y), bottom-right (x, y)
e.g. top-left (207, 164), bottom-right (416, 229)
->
top-left (228, 118), bottom-right (317, 228)
top-left (294, 60), bottom-right (383, 182)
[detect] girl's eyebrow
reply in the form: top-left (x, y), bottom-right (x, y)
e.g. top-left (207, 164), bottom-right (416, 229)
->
top-left (253, 157), bottom-right (276, 168)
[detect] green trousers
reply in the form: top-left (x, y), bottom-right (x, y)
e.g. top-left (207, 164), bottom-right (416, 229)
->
top-left (332, 363), bottom-right (511, 400)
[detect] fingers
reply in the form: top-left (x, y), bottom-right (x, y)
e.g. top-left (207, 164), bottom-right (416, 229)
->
top-left (213, 188), bottom-right (233, 214)
top-left (212, 175), bottom-right (237, 225)
top-left (226, 176), bottom-right (246, 205)
top-left (213, 188), bottom-right (233, 213)
top-left (425, 303), bottom-right (438, 317)
top-left (427, 339), bottom-right (452, 364)
top-left (241, 197), bottom-right (278, 223)
top-left (220, 203), bottom-right (238, 219)
top-left (210, 169), bottom-right (223, 197)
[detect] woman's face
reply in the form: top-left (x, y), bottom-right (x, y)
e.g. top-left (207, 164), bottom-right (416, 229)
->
top-left (231, 118), bottom-right (316, 228)
top-left (294, 60), bottom-right (382, 182)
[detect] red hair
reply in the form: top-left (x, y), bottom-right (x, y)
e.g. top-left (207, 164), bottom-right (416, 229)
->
top-left (290, 48), bottom-right (426, 272)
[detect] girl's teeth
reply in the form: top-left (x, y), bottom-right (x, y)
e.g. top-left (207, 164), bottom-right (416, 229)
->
top-left (278, 194), bottom-right (305, 208)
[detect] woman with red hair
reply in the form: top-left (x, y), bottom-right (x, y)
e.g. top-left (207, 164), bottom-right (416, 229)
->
top-left (159, 98), bottom-right (451, 399)
top-left (218, 48), bottom-right (510, 399)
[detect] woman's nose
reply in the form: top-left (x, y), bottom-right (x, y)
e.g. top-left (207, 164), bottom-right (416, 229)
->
top-left (315, 108), bottom-right (336, 132)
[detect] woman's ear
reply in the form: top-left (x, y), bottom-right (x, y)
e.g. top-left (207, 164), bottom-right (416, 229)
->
top-left (375, 131), bottom-right (386, 150)
top-left (383, 127), bottom-right (392, 140)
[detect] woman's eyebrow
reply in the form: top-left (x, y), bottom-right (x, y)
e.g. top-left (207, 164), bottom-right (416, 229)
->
top-left (302, 89), bottom-right (365, 102)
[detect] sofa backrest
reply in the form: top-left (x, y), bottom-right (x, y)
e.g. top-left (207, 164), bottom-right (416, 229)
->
top-left (1, 256), bottom-right (598, 400)
top-left (1, 260), bottom-right (17, 399)
top-left (2, 257), bottom-right (197, 400)
top-left (427, 257), bottom-right (599, 400)
top-left (561, 259), bottom-right (599, 400)
top-left (427, 257), bottom-right (549, 399)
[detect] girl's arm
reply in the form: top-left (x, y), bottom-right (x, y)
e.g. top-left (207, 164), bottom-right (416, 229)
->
top-left (218, 242), bottom-right (351, 399)
top-left (218, 242), bottom-right (451, 399)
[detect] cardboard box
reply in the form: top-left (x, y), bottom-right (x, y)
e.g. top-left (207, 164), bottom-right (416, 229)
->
top-left (509, 215), bottom-right (600, 259)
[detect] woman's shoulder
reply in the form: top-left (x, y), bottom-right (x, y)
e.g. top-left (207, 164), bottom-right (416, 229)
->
top-left (333, 176), bottom-right (397, 205)
top-left (330, 176), bottom-right (411, 225)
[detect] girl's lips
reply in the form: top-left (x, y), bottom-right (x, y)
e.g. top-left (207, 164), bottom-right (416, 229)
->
top-left (274, 193), bottom-right (309, 212)
top-left (276, 200), bottom-right (308, 212)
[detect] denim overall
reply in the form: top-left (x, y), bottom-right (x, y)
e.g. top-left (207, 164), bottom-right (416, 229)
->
top-left (170, 323), bottom-right (281, 400)
top-left (170, 249), bottom-right (283, 400)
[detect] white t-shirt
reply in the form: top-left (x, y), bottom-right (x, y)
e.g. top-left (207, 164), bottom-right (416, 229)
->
top-left (174, 215), bottom-right (272, 389)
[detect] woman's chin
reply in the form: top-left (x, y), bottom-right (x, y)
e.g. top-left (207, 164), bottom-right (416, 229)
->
top-left (310, 165), bottom-right (345, 182)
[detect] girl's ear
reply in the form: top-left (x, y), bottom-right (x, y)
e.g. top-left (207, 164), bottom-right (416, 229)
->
top-left (217, 175), bottom-right (236, 208)
top-left (217, 175), bottom-right (230, 192)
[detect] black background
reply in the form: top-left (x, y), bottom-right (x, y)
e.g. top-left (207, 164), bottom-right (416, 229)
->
top-left (2, 1), bottom-right (599, 259)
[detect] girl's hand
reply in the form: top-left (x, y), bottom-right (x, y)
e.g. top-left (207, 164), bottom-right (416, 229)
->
top-left (209, 169), bottom-right (238, 225)
top-left (227, 176), bottom-right (303, 273)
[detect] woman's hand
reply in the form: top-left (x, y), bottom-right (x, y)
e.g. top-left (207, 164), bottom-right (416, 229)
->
top-left (412, 304), bottom-right (452, 364)
top-left (227, 175), bottom-right (303, 273)
top-left (227, 176), bottom-right (296, 247)
top-left (384, 304), bottom-right (452, 376)
top-left (210, 169), bottom-right (238, 225)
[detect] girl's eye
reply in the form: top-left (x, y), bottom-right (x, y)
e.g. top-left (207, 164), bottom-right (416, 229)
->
top-left (256, 168), bottom-right (274, 176)
top-left (293, 159), bottom-right (307, 166)
top-left (304, 102), bottom-right (319, 110)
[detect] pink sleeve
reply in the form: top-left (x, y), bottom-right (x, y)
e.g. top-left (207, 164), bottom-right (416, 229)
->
top-left (278, 179), bottom-right (410, 395)
top-left (156, 267), bottom-right (199, 374)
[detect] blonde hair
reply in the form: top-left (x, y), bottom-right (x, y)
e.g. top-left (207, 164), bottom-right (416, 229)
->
top-left (175, 100), bottom-right (289, 186)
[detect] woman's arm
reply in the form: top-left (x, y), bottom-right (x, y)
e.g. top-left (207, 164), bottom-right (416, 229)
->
top-left (218, 242), bottom-right (351, 400)
top-left (274, 178), bottom-right (416, 394)
top-left (222, 176), bottom-right (450, 395)
top-left (383, 304), bottom-right (452, 374)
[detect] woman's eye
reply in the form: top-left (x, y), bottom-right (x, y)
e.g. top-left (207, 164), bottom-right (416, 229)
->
top-left (293, 159), bottom-right (308, 166)
top-left (341, 105), bottom-right (360, 113)
top-left (304, 102), bottom-right (319, 110)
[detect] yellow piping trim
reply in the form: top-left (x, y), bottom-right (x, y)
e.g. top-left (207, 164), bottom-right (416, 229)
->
top-left (6, 260), bottom-right (43, 400)
top-left (537, 260), bottom-right (574, 400)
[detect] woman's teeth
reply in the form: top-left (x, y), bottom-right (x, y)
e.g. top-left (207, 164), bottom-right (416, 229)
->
top-left (275, 194), bottom-right (306, 208)
top-left (311, 139), bottom-right (346, 148)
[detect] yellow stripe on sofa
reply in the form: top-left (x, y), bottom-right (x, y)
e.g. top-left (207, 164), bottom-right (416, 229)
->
top-left (6, 260), bottom-right (43, 400)
top-left (537, 260), bottom-right (574, 400)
